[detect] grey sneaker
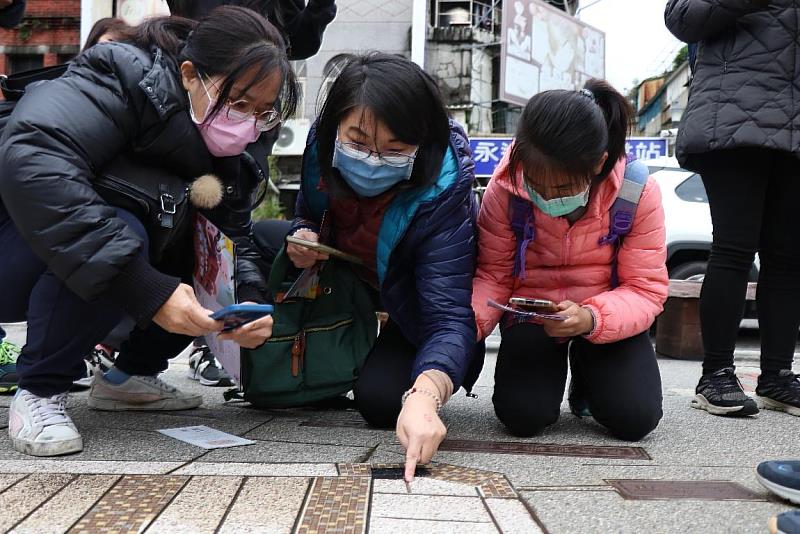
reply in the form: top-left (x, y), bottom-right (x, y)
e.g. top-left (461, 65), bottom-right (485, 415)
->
top-left (756, 370), bottom-right (800, 417)
top-left (88, 371), bottom-right (202, 411)
top-left (9, 389), bottom-right (83, 457)
top-left (691, 367), bottom-right (759, 416)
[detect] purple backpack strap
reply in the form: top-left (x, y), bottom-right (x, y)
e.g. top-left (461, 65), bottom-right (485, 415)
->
top-left (598, 156), bottom-right (650, 288)
top-left (509, 195), bottom-right (535, 280)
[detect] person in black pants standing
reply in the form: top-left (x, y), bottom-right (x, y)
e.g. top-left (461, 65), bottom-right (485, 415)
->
top-left (666, 0), bottom-right (800, 417)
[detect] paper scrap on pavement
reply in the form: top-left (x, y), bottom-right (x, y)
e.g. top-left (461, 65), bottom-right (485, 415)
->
top-left (158, 425), bottom-right (256, 449)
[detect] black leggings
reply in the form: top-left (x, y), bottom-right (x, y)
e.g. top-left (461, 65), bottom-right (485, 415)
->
top-left (695, 149), bottom-right (800, 374)
top-left (353, 321), bottom-right (416, 428)
top-left (492, 323), bottom-right (663, 441)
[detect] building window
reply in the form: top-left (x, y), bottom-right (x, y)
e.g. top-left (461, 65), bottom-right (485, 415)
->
top-left (430, 0), bottom-right (500, 32)
top-left (8, 54), bottom-right (43, 74)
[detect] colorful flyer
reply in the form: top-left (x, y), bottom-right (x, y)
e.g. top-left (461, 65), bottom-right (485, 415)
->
top-left (193, 214), bottom-right (241, 385)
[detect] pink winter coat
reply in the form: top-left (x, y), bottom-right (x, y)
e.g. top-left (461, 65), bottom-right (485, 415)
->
top-left (472, 151), bottom-right (669, 344)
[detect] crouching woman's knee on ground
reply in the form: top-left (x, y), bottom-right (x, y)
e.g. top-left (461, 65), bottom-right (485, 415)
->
top-left (286, 53), bottom-right (480, 480)
top-left (471, 79), bottom-right (669, 442)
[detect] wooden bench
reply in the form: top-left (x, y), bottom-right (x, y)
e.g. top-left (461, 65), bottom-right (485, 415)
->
top-left (655, 280), bottom-right (757, 360)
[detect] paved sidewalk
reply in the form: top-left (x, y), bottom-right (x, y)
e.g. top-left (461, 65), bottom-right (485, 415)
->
top-left (0, 322), bottom-right (798, 533)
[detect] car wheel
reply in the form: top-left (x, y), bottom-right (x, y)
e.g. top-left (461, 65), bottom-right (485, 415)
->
top-left (669, 261), bottom-right (707, 281)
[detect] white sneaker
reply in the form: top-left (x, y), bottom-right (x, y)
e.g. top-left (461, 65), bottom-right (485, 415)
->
top-left (9, 389), bottom-right (83, 457)
top-left (88, 371), bottom-right (202, 411)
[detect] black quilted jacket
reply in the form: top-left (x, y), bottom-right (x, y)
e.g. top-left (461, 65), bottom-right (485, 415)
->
top-left (0, 42), bottom-right (271, 326)
top-left (665, 0), bottom-right (798, 169)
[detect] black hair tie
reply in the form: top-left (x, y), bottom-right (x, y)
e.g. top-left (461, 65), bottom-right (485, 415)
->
top-left (579, 88), bottom-right (596, 102)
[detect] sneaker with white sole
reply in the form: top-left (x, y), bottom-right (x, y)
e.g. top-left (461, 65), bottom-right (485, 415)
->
top-left (87, 372), bottom-right (202, 411)
top-left (187, 345), bottom-right (234, 387)
top-left (691, 367), bottom-right (759, 416)
top-left (8, 389), bottom-right (83, 457)
top-left (757, 460), bottom-right (800, 505)
top-left (756, 370), bottom-right (800, 417)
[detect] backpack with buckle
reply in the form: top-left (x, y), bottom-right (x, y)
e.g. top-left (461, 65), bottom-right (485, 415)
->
top-left (229, 246), bottom-right (378, 408)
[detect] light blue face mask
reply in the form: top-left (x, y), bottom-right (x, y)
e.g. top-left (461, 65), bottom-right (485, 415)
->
top-left (332, 140), bottom-right (415, 198)
top-left (525, 181), bottom-right (591, 217)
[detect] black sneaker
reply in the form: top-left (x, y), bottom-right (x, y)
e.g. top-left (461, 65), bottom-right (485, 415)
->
top-left (756, 370), bottom-right (800, 417)
top-left (73, 345), bottom-right (116, 390)
top-left (691, 367), bottom-right (759, 416)
top-left (187, 345), bottom-right (234, 387)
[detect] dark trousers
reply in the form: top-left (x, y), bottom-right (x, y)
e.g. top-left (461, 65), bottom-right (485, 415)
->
top-left (353, 321), bottom-right (416, 428)
top-left (0, 209), bottom-right (192, 397)
top-left (492, 323), bottom-right (663, 441)
top-left (253, 219), bottom-right (293, 263)
top-left (694, 149), bottom-right (800, 374)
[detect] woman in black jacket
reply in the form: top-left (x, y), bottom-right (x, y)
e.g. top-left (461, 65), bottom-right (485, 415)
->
top-left (0, 7), bottom-right (297, 457)
top-left (666, 0), bottom-right (800, 418)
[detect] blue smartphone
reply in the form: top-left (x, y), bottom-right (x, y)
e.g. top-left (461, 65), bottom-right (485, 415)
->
top-left (210, 304), bottom-right (274, 332)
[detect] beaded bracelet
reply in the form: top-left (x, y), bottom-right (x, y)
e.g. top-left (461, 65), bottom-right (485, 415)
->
top-left (401, 387), bottom-right (442, 413)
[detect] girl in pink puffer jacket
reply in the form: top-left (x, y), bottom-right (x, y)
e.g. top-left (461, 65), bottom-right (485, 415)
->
top-left (473, 80), bottom-right (668, 441)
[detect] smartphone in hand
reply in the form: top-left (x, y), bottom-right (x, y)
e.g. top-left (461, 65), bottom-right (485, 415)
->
top-left (509, 297), bottom-right (559, 314)
top-left (210, 304), bottom-right (274, 333)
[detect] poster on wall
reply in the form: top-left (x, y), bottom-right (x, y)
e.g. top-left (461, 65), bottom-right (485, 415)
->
top-left (501, 0), bottom-right (605, 106)
top-left (193, 213), bottom-right (241, 385)
top-left (116, 0), bottom-right (171, 26)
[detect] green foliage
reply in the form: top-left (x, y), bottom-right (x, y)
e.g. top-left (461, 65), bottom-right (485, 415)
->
top-left (672, 45), bottom-right (689, 71)
top-left (252, 193), bottom-right (285, 221)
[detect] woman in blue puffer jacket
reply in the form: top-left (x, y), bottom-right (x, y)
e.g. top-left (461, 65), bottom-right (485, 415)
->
top-left (287, 53), bottom-right (478, 482)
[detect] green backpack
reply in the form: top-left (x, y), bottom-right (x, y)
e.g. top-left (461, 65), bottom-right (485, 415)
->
top-left (234, 248), bottom-right (378, 408)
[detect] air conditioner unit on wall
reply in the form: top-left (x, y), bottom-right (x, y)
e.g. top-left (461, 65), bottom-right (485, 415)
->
top-left (272, 118), bottom-right (310, 157)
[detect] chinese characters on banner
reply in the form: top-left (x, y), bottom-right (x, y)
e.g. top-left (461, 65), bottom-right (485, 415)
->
top-left (471, 138), bottom-right (513, 177)
top-left (625, 138), bottom-right (669, 161)
top-left (470, 137), bottom-right (671, 177)
top-left (193, 214), bottom-right (242, 385)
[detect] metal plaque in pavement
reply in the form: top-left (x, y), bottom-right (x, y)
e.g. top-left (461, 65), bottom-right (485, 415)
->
top-left (439, 439), bottom-right (651, 460)
top-left (607, 479), bottom-right (765, 501)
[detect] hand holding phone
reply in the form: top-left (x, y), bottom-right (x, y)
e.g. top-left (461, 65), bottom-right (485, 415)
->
top-left (210, 304), bottom-right (274, 333)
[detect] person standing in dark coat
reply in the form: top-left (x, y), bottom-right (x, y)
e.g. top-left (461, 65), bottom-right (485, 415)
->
top-left (0, 7), bottom-right (297, 457)
top-left (666, 0), bottom-right (800, 418)
top-left (0, 0), bottom-right (25, 28)
top-left (166, 0), bottom-right (336, 60)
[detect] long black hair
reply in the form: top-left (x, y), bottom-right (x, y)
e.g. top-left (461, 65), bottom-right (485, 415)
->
top-left (83, 17), bottom-right (134, 51)
top-left (132, 6), bottom-right (299, 121)
top-left (315, 52), bottom-right (451, 195)
top-left (509, 78), bottom-right (632, 191)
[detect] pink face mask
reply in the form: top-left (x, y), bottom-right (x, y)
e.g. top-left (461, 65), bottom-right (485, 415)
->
top-left (189, 78), bottom-right (260, 157)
